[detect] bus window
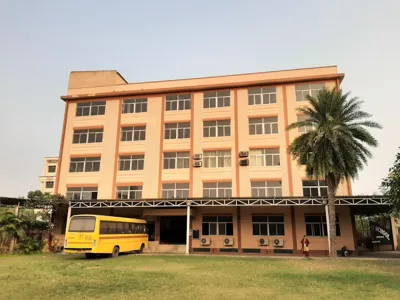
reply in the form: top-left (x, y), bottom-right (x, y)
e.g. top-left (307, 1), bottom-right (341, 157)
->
top-left (109, 222), bottom-right (117, 234)
top-left (100, 221), bottom-right (109, 234)
top-left (124, 223), bottom-right (131, 234)
top-left (130, 223), bottom-right (136, 233)
top-left (69, 216), bottom-right (96, 232)
top-left (117, 222), bottom-right (124, 234)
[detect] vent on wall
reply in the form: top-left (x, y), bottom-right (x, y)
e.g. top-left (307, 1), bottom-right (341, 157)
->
top-left (193, 161), bottom-right (202, 167)
top-left (239, 151), bottom-right (249, 158)
top-left (193, 153), bottom-right (202, 160)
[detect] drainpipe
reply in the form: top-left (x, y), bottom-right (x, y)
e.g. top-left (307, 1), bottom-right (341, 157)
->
top-left (186, 200), bottom-right (190, 255)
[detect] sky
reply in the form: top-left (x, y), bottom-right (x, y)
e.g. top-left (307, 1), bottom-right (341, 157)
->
top-left (0, 0), bottom-right (399, 197)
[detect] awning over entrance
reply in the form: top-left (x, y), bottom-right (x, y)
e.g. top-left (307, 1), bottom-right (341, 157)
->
top-left (143, 208), bottom-right (196, 217)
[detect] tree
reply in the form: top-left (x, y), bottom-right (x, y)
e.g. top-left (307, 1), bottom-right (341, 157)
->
top-left (0, 212), bottom-right (26, 253)
top-left (287, 88), bottom-right (381, 257)
top-left (381, 148), bottom-right (400, 215)
top-left (24, 190), bottom-right (67, 250)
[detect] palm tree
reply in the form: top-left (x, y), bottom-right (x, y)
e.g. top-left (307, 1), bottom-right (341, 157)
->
top-left (0, 212), bottom-right (26, 253)
top-left (287, 88), bottom-right (381, 257)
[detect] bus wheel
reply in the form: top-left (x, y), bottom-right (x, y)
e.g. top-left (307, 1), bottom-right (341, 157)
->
top-left (111, 246), bottom-right (119, 258)
top-left (139, 244), bottom-right (145, 254)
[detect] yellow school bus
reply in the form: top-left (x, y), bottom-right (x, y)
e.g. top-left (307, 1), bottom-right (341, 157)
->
top-left (64, 215), bottom-right (148, 258)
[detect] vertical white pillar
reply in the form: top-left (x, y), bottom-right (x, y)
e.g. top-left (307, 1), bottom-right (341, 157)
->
top-left (325, 203), bottom-right (331, 255)
top-left (186, 202), bottom-right (190, 255)
top-left (14, 202), bottom-right (20, 216)
top-left (64, 202), bottom-right (72, 248)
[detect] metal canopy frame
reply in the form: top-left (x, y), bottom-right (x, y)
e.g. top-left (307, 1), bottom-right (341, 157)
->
top-left (69, 196), bottom-right (390, 208)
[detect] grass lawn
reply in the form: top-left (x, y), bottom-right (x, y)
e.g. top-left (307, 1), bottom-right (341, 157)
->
top-left (0, 254), bottom-right (399, 300)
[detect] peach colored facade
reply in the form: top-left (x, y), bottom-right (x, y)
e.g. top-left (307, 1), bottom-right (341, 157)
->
top-left (55, 66), bottom-right (359, 255)
top-left (39, 157), bottom-right (58, 194)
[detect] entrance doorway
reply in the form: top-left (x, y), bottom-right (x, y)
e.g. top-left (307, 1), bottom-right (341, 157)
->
top-left (160, 216), bottom-right (186, 244)
top-left (147, 222), bottom-right (155, 241)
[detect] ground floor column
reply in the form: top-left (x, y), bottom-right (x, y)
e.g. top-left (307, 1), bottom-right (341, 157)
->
top-left (186, 202), bottom-right (190, 255)
top-left (325, 203), bottom-right (331, 255)
top-left (64, 202), bottom-right (71, 248)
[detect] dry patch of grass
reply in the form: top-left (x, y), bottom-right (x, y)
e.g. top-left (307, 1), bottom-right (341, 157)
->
top-left (0, 254), bottom-right (399, 300)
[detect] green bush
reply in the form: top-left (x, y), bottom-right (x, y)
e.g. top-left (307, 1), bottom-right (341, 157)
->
top-left (16, 237), bottom-right (45, 254)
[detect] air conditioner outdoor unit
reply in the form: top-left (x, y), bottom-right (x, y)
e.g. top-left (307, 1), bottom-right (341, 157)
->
top-left (273, 239), bottom-right (284, 247)
top-left (258, 238), bottom-right (269, 246)
top-left (200, 237), bottom-right (210, 246)
top-left (239, 159), bottom-right (249, 166)
top-left (193, 153), bottom-right (203, 160)
top-left (239, 151), bottom-right (249, 158)
top-left (224, 237), bottom-right (234, 246)
top-left (193, 161), bottom-right (202, 167)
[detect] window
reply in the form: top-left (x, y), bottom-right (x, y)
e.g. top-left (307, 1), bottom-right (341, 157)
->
top-left (161, 183), bottom-right (189, 198)
top-left (252, 216), bottom-right (285, 236)
top-left (69, 157), bottom-right (101, 172)
top-left (203, 120), bottom-right (231, 137)
top-left (99, 221), bottom-right (147, 234)
top-left (203, 182), bottom-right (232, 198)
top-left (76, 101), bottom-right (106, 116)
top-left (297, 115), bottom-right (314, 133)
top-left (295, 83), bottom-right (325, 101)
top-left (249, 117), bottom-right (278, 135)
top-left (164, 123), bottom-right (190, 139)
top-left (203, 91), bottom-right (230, 108)
top-left (302, 180), bottom-right (328, 197)
top-left (45, 181), bottom-right (54, 189)
top-left (202, 216), bottom-right (233, 236)
top-left (166, 94), bottom-right (191, 111)
top-left (250, 148), bottom-right (280, 166)
top-left (116, 186), bottom-right (142, 200)
top-left (251, 181), bottom-right (282, 197)
top-left (73, 129), bottom-right (103, 144)
top-left (118, 155), bottom-right (144, 171)
top-left (122, 98), bottom-right (147, 114)
top-left (48, 165), bottom-right (56, 173)
top-left (163, 152), bottom-right (190, 169)
top-left (305, 215), bottom-right (341, 237)
top-left (69, 216), bottom-right (96, 232)
top-left (203, 150), bottom-right (231, 168)
top-left (121, 126), bottom-right (146, 141)
top-left (248, 87), bottom-right (277, 105)
top-left (66, 187), bottom-right (98, 200)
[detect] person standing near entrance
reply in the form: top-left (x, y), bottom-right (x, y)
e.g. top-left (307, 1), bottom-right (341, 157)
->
top-left (301, 235), bottom-right (310, 258)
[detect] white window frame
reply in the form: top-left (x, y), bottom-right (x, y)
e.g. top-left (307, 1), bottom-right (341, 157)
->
top-left (116, 186), bottom-right (143, 200)
top-left (165, 94), bottom-right (191, 111)
top-left (121, 126), bottom-right (146, 142)
top-left (163, 152), bottom-right (190, 169)
top-left (69, 157), bottom-right (101, 172)
top-left (122, 98), bottom-right (148, 114)
top-left (164, 123), bottom-right (191, 139)
top-left (76, 101), bottom-right (106, 117)
top-left (73, 129), bottom-right (103, 144)
top-left (302, 180), bottom-right (328, 197)
top-left (252, 216), bottom-right (285, 236)
top-left (251, 181), bottom-right (282, 197)
top-left (250, 149), bottom-right (280, 167)
top-left (161, 183), bottom-right (189, 198)
top-left (203, 182), bottom-right (232, 198)
top-left (118, 155), bottom-right (145, 171)
top-left (66, 187), bottom-right (98, 200)
top-left (203, 150), bottom-right (231, 168)
top-left (305, 215), bottom-right (341, 237)
top-left (295, 83), bottom-right (325, 101)
top-left (248, 87), bottom-right (277, 105)
top-left (249, 117), bottom-right (278, 135)
top-left (203, 120), bottom-right (231, 137)
top-left (202, 216), bottom-right (234, 236)
top-left (45, 181), bottom-right (54, 189)
top-left (203, 91), bottom-right (230, 108)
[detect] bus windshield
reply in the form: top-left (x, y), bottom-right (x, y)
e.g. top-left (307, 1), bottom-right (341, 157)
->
top-left (69, 216), bottom-right (96, 232)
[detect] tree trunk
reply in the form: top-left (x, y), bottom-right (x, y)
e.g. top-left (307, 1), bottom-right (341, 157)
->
top-left (327, 177), bottom-right (338, 258)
